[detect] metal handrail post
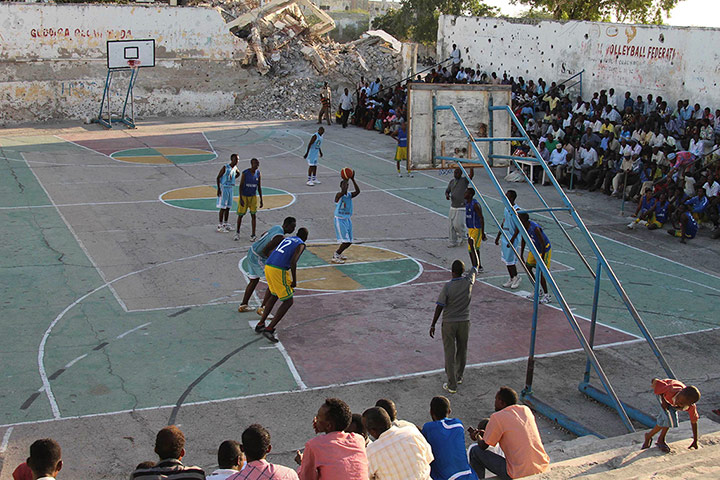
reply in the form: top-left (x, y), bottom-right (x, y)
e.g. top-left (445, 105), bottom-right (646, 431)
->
top-left (583, 261), bottom-right (604, 384)
top-left (524, 266), bottom-right (542, 394)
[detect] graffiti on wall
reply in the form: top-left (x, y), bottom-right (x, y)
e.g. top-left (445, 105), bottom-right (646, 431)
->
top-left (30, 28), bottom-right (133, 39)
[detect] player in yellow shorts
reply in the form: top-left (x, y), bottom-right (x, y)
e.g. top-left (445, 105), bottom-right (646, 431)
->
top-left (519, 213), bottom-right (553, 304)
top-left (237, 195), bottom-right (258, 216)
top-left (391, 121), bottom-right (413, 177)
top-left (464, 188), bottom-right (486, 272)
top-left (235, 158), bottom-right (264, 242)
top-left (255, 228), bottom-right (309, 343)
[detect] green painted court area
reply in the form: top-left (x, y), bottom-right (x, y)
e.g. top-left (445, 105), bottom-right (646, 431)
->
top-left (1, 122), bottom-right (719, 430)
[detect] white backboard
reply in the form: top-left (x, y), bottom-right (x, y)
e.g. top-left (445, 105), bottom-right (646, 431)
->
top-left (107, 39), bottom-right (155, 70)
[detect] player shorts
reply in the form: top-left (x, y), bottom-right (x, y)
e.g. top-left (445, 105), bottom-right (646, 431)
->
top-left (244, 249), bottom-right (266, 280)
top-left (648, 214), bottom-right (664, 228)
top-left (334, 216), bottom-right (353, 243)
top-left (217, 186), bottom-right (233, 209)
top-left (394, 146), bottom-right (407, 161)
top-left (467, 228), bottom-right (483, 251)
top-left (527, 248), bottom-right (552, 268)
top-left (500, 232), bottom-right (520, 266)
top-left (655, 394), bottom-right (679, 428)
top-left (265, 265), bottom-right (294, 301)
top-left (237, 195), bottom-right (258, 216)
top-left (307, 151), bottom-right (319, 166)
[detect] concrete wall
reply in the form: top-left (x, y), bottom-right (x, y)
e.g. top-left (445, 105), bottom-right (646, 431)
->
top-left (437, 15), bottom-right (720, 109)
top-left (0, 2), bottom-right (249, 124)
top-left (408, 84), bottom-right (511, 169)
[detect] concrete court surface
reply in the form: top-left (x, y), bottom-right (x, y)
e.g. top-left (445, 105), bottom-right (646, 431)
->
top-left (1, 118), bottom-right (719, 478)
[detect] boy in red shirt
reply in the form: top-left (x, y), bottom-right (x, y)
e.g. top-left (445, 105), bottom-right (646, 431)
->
top-left (641, 378), bottom-right (701, 453)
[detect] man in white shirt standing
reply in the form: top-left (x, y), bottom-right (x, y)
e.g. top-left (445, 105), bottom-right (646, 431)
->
top-left (451, 43), bottom-right (462, 76)
top-left (27, 438), bottom-right (63, 480)
top-left (363, 407), bottom-right (434, 480)
top-left (339, 87), bottom-right (353, 128)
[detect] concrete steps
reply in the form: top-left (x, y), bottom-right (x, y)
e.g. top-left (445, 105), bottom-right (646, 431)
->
top-left (527, 418), bottom-right (720, 479)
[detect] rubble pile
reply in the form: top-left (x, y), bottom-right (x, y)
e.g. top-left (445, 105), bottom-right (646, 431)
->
top-left (231, 33), bottom-right (404, 121)
top-left (192, 0), bottom-right (405, 120)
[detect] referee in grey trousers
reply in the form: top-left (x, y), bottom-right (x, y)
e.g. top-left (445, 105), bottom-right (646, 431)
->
top-left (445, 167), bottom-right (474, 247)
top-left (430, 236), bottom-right (479, 394)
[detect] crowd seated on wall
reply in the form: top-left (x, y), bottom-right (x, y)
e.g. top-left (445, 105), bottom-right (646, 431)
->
top-left (12, 389), bottom-right (550, 480)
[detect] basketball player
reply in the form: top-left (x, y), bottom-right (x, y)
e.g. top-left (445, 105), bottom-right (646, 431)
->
top-left (391, 121), bottom-right (412, 177)
top-left (235, 158), bottom-right (264, 241)
top-left (464, 187), bottom-right (486, 272)
top-left (216, 154), bottom-right (239, 233)
top-left (238, 216), bottom-right (297, 316)
top-left (519, 213), bottom-right (552, 304)
top-left (256, 227), bottom-right (309, 343)
top-left (495, 189), bottom-right (522, 289)
top-left (304, 127), bottom-right (324, 186)
top-left (332, 175), bottom-right (360, 264)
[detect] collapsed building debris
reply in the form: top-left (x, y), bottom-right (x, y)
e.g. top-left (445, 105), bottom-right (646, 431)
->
top-left (190, 0), bottom-right (411, 120)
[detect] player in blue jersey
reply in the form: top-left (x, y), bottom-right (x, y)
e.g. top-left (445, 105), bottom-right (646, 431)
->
top-left (519, 213), bottom-right (552, 304)
top-left (648, 192), bottom-right (671, 230)
top-left (332, 175), bottom-right (360, 264)
top-left (495, 190), bottom-right (522, 289)
top-left (304, 126), bottom-right (324, 186)
top-left (256, 228), bottom-right (309, 343)
top-left (628, 190), bottom-right (657, 229)
top-left (216, 154), bottom-right (239, 233)
top-left (464, 188), bottom-right (486, 272)
top-left (238, 216), bottom-right (296, 316)
top-left (391, 121), bottom-right (413, 177)
top-left (668, 204), bottom-right (698, 243)
top-left (234, 158), bottom-right (264, 242)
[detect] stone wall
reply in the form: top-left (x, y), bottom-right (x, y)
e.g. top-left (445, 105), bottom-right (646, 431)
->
top-left (437, 15), bottom-right (720, 109)
top-left (0, 2), bottom-right (252, 125)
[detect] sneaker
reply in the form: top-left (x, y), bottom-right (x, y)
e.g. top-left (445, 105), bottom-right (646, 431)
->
top-left (409, 173), bottom-right (414, 178)
top-left (627, 222), bottom-right (635, 230)
top-left (313, 178), bottom-right (321, 184)
top-left (457, 378), bottom-right (463, 385)
top-left (250, 234), bottom-right (256, 242)
top-left (540, 293), bottom-right (552, 304)
top-left (477, 267), bottom-right (484, 274)
top-left (510, 276), bottom-right (522, 289)
top-left (254, 321), bottom-right (266, 333)
top-left (442, 383), bottom-right (457, 394)
top-left (447, 243), bottom-right (459, 248)
top-left (306, 180), bottom-right (314, 186)
top-left (502, 278), bottom-right (514, 288)
top-left (339, 254), bottom-right (348, 260)
top-left (223, 223), bottom-right (233, 232)
top-left (398, 172), bottom-right (403, 177)
top-left (331, 253), bottom-right (345, 264)
top-left (238, 304), bottom-right (252, 312)
top-left (263, 328), bottom-right (279, 343)
top-left (217, 224), bottom-right (225, 232)
top-left (256, 306), bottom-right (273, 319)
top-left (234, 233), bottom-right (240, 241)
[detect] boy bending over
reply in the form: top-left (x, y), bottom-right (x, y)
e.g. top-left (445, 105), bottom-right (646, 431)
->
top-left (641, 378), bottom-right (700, 453)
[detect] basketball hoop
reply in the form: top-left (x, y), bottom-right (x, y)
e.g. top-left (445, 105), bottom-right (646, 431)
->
top-left (127, 59), bottom-right (141, 70)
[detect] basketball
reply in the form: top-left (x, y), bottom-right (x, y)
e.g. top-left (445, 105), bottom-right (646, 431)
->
top-left (340, 167), bottom-right (354, 180)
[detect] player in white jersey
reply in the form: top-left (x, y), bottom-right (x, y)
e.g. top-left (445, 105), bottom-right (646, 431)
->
top-left (494, 189), bottom-right (522, 289)
top-left (332, 175), bottom-right (360, 264)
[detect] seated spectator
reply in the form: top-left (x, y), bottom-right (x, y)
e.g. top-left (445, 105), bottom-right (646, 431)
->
top-left (207, 441), bottom-right (245, 480)
top-left (12, 461), bottom-right (32, 480)
top-left (131, 425), bottom-right (205, 479)
top-left (685, 187), bottom-right (709, 219)
top-left (346, 413), bottom-right (372, 446)
top-left (375, 398), bottom-right (416, 430)
top-left (296, 398), bottom-right (368, 480)
top-left (26, 439), bottom-right (63, 480)
top-left (421, 396), bottom-right (478, 480)
top-left (468, 387), bottom-right (549, 479)
top-left (363, 407), bottom-right (434, 480)
top-left (546, 142), bottom-right (568, 185)
top-left (231, 424), bottom-right (298, 480)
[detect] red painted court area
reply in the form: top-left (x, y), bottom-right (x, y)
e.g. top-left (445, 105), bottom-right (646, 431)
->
top-left (59, 131), bottom-right (212, 156)
top-left (276, 262), bottom-right (634, 388)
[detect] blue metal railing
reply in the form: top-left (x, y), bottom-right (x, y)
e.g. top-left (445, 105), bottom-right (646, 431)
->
top-left (433, 101), bottom-right (676, 436)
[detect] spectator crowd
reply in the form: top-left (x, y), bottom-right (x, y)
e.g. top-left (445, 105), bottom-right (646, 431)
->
top-left (12, 389), bottom-right (550, 480)
top-left (321, 43), bottom-right (720, 243)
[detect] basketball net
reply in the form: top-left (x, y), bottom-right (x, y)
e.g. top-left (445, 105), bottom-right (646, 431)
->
top-left (127, 59), bottom-right (141, 70)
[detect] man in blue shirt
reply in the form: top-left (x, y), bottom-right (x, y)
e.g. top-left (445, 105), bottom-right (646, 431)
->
top-left (668, 204), bottom-right (698, 244)
top-left (332, 175), bottom-right (361, 264)
top-left (235, 157), bottom-right (264, 241)
top-left (238, 216), bottom-right (297, 317)
top-left (519, 213), bottom-right (552, 304)
top-left (391, 121), bottom-right (412, 177)
top-left (256, 228), bottom-right (309, 342)
top-left (422, 396), bottom-right (478, 480)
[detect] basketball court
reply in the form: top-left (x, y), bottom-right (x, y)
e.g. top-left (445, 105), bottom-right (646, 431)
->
top-left (2, 117), bottom-right (720, 436)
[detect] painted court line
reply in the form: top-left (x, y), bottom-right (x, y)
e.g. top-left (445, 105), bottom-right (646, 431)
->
top-left (64, 354), bottom-right (88, 369)
top-left (116, 322), bottom-right (152, 340)
top-left (0, 427), bottom-right (13, 453)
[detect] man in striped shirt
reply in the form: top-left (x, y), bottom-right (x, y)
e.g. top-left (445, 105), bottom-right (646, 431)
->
top-left (363, 407), bottom-right (434, 480)
top-left (228, 424), bottom-right (298, 480)
top-left (131, 426), bottom-right (205, 479)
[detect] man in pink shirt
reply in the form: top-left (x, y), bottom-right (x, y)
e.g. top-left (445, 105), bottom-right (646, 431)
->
top-left (468, 387), bottom-right (549, 479)
top-left (641, 378), bottom-right (701, 453)
top-left (229, 424), bottom-right (298, 480)
top-left (296, 398), bottom-right (368, 480)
